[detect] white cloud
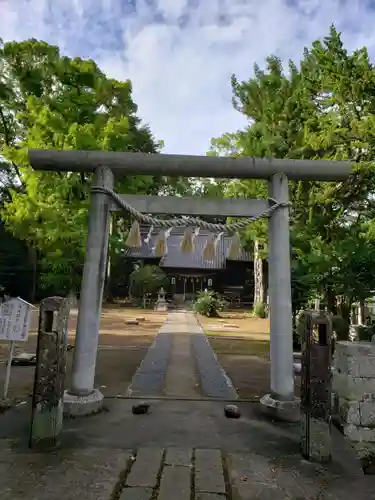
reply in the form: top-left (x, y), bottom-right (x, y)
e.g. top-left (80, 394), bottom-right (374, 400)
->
top-left (1, 0), bottom-right (375, 154)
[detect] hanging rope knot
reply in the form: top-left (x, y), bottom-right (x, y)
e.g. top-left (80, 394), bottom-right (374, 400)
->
top-left (90, 186), bottom-right (291, 256)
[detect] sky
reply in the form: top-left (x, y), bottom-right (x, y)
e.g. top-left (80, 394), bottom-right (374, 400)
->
top-left (1, 0), bottom-right (375, 155)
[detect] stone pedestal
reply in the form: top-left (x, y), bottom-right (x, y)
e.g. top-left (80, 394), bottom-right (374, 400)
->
top-left (63, 388), bottom-right (104, 417)
top-left (155, 300), bottom-right (168, 312)
top-left (260, 393), bottom-right (300, 423)
top-left (333, 341), bottom-right (375, 458)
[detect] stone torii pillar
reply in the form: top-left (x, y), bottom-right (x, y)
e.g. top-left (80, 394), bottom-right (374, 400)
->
top-left (63, 166), bottom-right (113, 416)
top-left (259, 173), bottom-right (299, 421)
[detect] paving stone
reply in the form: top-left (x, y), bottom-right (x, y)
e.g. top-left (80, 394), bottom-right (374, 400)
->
top-left (126, 448), bottom-right (163, 487)
top-left (196, 494), bottom-right (225, 500)
top-left (158, 465), bottom-right (191, 500)
top-left (119, 487), bottom-right (153, 500)
top-left (165, 448), bottom-right (192, 466)
top-left (195, 449), bottom-right (226, 494)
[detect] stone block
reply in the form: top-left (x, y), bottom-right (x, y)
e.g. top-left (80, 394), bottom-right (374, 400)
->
top-left (339, 400), bottom-right (360, 425)
top-left (332, 373), bottom-right (375, 400)
top-left (195, 449), bottom-right (225, 494)
top-left (119, 487), bottom-right (153, 500)
top-left (158, 465), bottom-right (191, 500)
top-left (196, 495), bottom-right (224, 500)
top-left (354, 356), bottom-right (375, 378)
top-left (343, 424), bottom-right (375, 443)
top-left (126, 448), bottom-right (163, 487)
top-left (335, 351), bottom-right (375, 379)
top-left (335, 341), bottom-right (375, 358)
top-left (164, 448), bottom-right (192, 467)
top-left (360, 400), bottom-right (375, 427)
top-left (351, 440), bottom-right (375, 458)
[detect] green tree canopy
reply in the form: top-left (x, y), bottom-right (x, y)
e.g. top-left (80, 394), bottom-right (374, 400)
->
top-left (0, 38), bottom-right (188, 294)
top-left (209, 25), bottom-right (375, 328)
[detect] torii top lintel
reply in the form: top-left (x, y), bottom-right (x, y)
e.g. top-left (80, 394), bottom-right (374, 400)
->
top-left (28, 149), bottom-right (352, 181)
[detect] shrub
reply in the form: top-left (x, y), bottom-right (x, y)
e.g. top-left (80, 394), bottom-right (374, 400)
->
top-left (194, 290), bottom-right (227, 317)
top-left (253, 302), bottom-right (266, 318)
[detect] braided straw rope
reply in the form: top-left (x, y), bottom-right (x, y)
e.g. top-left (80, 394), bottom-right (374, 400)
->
top-left (91, 186), bottom-right (290, 234)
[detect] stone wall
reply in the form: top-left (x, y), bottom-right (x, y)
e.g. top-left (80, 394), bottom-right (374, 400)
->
top-left (333, 341), bottom-right (375, 458)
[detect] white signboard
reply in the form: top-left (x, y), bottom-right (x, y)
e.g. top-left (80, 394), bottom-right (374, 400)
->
top-left (0, 297), bottom-right (34, 342)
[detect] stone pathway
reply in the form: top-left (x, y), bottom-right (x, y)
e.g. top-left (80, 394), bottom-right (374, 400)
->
top-left (127, 311), bottom-right (237, 400)
top-left (122, 447), bottom-right (226, 500)
top-left (1, 441), bottom-right (371, 500)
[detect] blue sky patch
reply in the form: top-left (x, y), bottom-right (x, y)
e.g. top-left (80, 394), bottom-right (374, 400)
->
top-left (0, 0), bottom-right (373, 154)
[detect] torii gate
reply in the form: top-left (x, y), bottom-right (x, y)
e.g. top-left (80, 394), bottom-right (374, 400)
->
top-left (29, 149), bottom-right (351, 420)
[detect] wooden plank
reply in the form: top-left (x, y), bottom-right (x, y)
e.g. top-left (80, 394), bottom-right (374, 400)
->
top-left (110, 194), bottom-right (269, 217)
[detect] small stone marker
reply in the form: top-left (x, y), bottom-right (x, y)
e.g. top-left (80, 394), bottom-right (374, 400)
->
top-left (135, 316), bottom-right (146, 322)
top-left (299, 310), bottom-right (332, 463)
top-left (132, 402), bottom-right (150, 415)
top-left (223, 324), bottom-right (239, 328)
top-left (224, 404), bottom-right (241, 418)
top-left (29, 296), bottom-right (70, 450)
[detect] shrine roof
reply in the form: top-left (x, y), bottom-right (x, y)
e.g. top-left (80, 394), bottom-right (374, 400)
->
top-left (122, 226), bottom-right (252, 270)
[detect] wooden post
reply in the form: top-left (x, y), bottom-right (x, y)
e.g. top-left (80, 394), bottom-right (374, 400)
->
top-left (299, 310), bottom-right (332, 462)
top-left (3, 341), bottom-right (15, 399)
top-left (29, 296), bottom-right (70, 450)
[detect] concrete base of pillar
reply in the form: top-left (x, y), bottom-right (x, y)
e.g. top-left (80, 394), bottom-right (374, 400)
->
top-left (63, 389), bottom-right (104, 417)
top-left (260, 393), bottom-right (300, 423)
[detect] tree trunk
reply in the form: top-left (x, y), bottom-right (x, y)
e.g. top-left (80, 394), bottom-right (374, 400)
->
top-left (326, 287), bottom-right (337, 315)
top-left (29, 246), bottom-right (37, 303)
top-left (358, 300), bottom-right (365, 325)
top-left (253, 240), bottom-right (264, 306)
top-left (337, 296), bottom-right (352, 340)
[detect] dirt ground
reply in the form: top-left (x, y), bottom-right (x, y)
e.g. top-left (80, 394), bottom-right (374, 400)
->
top-left (198, 310), bottom-right (270, 336)
top-left (0, 306), bottom-right (166, 403)
top-left (198, 311), bottom-right (271, 399)
top-left (207, 334), bottom-right (270, 399)
top-left (201, 311), bottom-right (301, 399)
